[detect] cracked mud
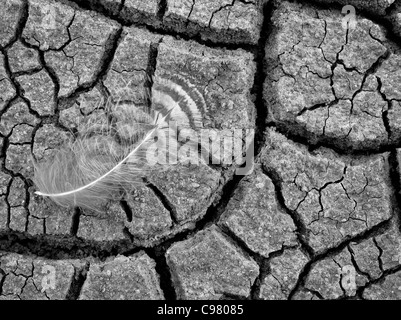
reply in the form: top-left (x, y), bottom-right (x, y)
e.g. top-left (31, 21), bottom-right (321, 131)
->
top-left (1, 0), bottom-right (401, 300)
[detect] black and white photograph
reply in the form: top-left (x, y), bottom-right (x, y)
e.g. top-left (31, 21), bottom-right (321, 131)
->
top-left (0, 0), bottom-right (400, 311)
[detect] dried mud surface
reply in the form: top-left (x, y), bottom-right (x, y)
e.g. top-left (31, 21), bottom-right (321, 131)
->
top-left (1, 0), bottom-right (401, 300)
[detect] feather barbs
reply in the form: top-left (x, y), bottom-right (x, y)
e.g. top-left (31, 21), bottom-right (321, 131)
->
top-left (33, 74), bottom-right (208, 212)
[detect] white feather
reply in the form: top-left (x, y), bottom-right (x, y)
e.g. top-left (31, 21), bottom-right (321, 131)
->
top-left (33, 75), bottom-right (205, 212)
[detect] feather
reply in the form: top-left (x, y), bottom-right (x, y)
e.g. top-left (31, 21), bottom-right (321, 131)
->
top-left (33, 74), bottom-right (207, 212)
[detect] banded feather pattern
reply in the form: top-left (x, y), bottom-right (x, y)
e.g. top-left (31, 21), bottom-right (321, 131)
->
top-left (33, 74), bottom-right (208, 212)
top-left (152, 73), bottom-right (208, 131)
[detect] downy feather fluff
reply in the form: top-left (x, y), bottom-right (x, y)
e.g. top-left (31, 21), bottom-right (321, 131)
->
top-left (33, 74), bottom-right (207, 212)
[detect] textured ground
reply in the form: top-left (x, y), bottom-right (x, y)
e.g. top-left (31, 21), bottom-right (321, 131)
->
top-left (0, 0), bottom-right (401, 300)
